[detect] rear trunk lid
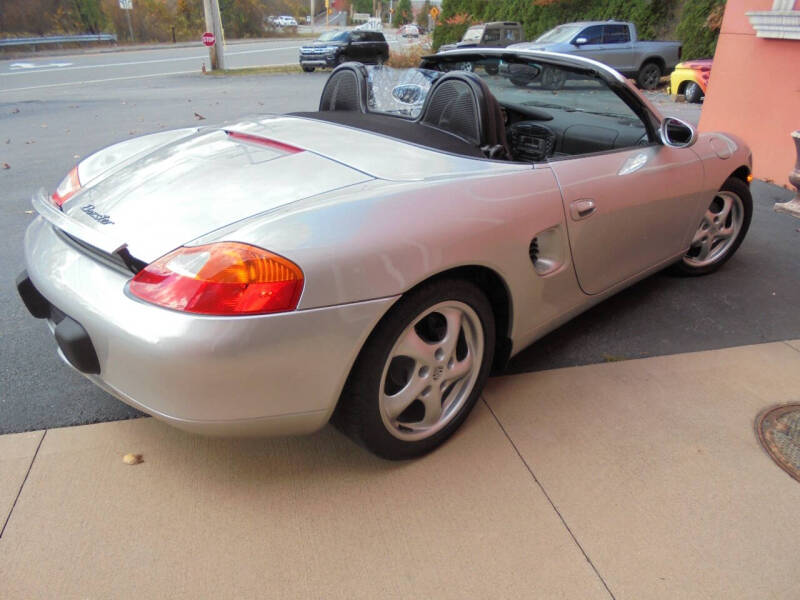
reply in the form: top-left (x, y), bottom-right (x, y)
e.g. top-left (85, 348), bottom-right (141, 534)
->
top-left (60, 125), bottom-right (372, 262)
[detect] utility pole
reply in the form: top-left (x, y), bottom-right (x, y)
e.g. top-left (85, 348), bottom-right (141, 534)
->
top-left (119, 0), bottom-right (134, 42)
top-left (310, 0), bottom-right (315, 32)
top-left (125, 10), bottom-right (134, 42)
top-left (202, 0), bottom-right (226, 70)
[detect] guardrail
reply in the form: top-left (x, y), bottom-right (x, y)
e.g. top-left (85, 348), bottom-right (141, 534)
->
top-left (0, 34), bottom-right (117, 50)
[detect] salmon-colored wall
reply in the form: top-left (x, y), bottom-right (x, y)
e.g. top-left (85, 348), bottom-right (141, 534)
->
top-left (698, 0), bottom-right (800, 187)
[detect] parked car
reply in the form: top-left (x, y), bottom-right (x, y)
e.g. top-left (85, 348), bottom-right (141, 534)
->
top-left (265, 15), bottom-right (298, 32)
top-left (275, 15), bottom-right (298, 27)
top-left (510, 21), bottom-right (682, 90)
top-left (438, 22), bottom-right (523, 52)
top-left (299, 30), bottom-right (389, 72)
top-left (399, 24), bottom-right (420, 38)
top-left (669, 59), bottom-right (712, 103)
top-left (18, 48), bottom-right (752, 459)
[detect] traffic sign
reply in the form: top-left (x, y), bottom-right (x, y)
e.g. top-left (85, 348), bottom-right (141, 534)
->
top-left (202, 32), bottom-right (215, 47)
top-left (430, 6), bottom-right (440, 18)
top-left (119, 0), bottom-right (133, 9)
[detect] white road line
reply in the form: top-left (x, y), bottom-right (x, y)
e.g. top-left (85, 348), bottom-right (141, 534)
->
top-left (0, 45), bottom-right (302, 77)
top-left (0, 69), bottom-right (198, 93)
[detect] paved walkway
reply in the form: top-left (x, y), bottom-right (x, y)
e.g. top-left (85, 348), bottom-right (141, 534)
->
top-left (2, 340), bottom-right (799, 599)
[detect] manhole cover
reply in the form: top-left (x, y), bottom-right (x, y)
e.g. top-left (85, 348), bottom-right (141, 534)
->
top-left (756, 404), bottom-right (800, 482)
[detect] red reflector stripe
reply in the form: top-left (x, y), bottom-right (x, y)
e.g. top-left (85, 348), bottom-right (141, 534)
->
top-left (225, 131), bottom-right (303, 154)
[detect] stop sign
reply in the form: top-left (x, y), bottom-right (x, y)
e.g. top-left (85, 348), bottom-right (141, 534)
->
top-left (202, 32), bottom-right (215, 47)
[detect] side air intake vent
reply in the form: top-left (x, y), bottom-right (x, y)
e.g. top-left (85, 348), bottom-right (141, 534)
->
top-left (529, 237), bottom-right (540, 265)
top-left (528, 228), bottom-right (566, 276)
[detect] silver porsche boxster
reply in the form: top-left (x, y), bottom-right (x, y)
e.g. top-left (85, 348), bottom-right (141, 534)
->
top-left (18, 49), bottom-right (752, 459)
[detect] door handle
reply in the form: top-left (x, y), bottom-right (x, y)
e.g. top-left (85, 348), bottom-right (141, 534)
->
top-left (570, 199), bottom-right (596, 221)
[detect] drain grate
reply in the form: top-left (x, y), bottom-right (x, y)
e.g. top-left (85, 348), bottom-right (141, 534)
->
top-left (756, 404), bottom-right (800, 483)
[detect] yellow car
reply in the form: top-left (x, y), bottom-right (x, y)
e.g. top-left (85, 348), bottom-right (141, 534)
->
top-left (669, 59), bottom-right (712, 103)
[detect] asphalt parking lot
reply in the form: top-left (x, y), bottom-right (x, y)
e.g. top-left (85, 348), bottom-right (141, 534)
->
top-left (1, 65), bottom-right (799, 434)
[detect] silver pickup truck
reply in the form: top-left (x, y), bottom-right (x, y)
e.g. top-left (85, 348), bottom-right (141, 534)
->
top-left (510, 20), bottom-right (682, 89)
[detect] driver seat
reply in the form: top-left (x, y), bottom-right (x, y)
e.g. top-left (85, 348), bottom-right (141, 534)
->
top-left (417, 71), bottom-right (511, 160)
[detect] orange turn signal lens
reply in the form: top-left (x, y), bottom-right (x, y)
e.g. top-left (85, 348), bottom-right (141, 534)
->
top-left (52, 166), bottom-right (81, 207)
top-left (129, 243), bottom-right (304, 315)
top-left (746, 174), bottom-right (754, 183)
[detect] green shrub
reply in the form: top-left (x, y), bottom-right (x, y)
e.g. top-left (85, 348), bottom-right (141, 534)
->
top-left (433, 0), bottom-right (723, 58)
top-left (676, 0), bottom-right (725, 59)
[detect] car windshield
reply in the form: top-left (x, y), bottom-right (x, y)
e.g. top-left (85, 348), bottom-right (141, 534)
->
top-left (461, 26), bottom-right (484, 43)
top-left (535, 24), bottom-right (583, 43)
top-left (318, 31), bottom-right (348, 42)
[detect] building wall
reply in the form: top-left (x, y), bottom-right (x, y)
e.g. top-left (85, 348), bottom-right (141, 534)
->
top-left (698, 0), bottom-right (800, 186)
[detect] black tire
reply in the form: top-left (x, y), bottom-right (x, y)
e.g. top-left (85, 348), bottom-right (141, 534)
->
top-left (541, 66), bottom-right (566, 90)
top-left (671, 177), bottom-right (752, 276)
top-left (301, 65), bottom-right (315, 73)
top-left (637, 61), bottom-right (662, 90)
top-left (336, 53), bottom-right (347, 66)
top-left (684, 81), bottom-right (703, 103)
top-left (332, 279), bottom-right (496, 460)
top-left (485, 64), bottom-right (499, 75)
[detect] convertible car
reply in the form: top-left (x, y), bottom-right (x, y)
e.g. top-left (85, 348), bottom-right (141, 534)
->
top-left (17, 49), bottom-right (752, 459)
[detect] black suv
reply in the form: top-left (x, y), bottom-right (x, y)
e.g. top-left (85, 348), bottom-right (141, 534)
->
top-left (299, 30), bottom-right (389, 72)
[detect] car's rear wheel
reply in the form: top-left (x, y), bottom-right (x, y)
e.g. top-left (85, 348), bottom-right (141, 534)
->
top-left (333, 279), bottom-right (495, 460)
top-left (637, 61), bottom-right (662, 90)
top-left (684, 81), bottom-right (703, 103)
top-left (672, 177), bottom-right (752, 276)
top-left (541, 66), bottom-right (566, 90)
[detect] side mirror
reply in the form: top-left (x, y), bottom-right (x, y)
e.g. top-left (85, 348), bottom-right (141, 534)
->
top-left (573, 37), bottom-right (588, 46)
top-left (660, 117), bottom-right (697, 148)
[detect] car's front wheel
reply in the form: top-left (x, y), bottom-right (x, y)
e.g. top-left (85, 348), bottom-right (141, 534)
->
top-left (672, 177), bottom-right (752, 276)
top-left (684, 81), bottom-right (703, 103)
top-left (333, 279), bottom-right (495, 460)
top-left (301, 65), bottom-right (315, 73)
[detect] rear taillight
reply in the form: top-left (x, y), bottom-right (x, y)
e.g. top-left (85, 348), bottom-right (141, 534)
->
top-left (52, 166), bottom-right (81, 207)
top-left (129, 243), bottom-right (304, 315)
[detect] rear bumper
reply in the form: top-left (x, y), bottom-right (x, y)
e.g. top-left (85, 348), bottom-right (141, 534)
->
top-left (21, 217), bottom-right (397, 436)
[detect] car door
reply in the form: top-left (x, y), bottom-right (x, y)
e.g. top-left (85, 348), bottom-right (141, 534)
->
top-left (348, 31), bottom-right (367, 61)
top-left (481, 27), bottom-right (502, 47)
top-left (599, 24), bottom-right (635, 72)
top-left (570, 25), bottom-right (604, 60)
top-left (546, 80), bottom-right (704, 295)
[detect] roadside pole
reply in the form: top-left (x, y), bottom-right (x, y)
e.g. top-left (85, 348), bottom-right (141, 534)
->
top-left (119, 0), bottom-right (134, 42)
top-left (202, 0), bottom-right (226, 70)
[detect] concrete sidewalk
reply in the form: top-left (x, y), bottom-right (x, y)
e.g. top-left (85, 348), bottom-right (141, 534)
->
top-left (1, 341), bottom-right (799, 599)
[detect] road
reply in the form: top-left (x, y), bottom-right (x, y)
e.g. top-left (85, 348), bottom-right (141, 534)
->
top-left (1, 49), bottom-right (799, 434)
top-left (0, 39), bottom-right (305, 93)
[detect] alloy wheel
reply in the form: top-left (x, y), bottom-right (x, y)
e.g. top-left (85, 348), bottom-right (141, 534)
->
top-left (378, 301), bottom-right (484, 441)
top-left (684, 191), bottom-right (745, 268)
